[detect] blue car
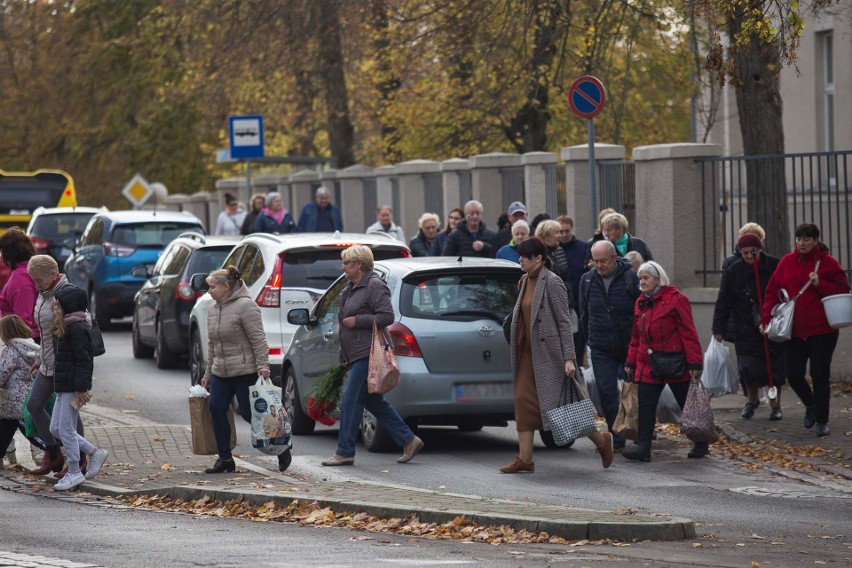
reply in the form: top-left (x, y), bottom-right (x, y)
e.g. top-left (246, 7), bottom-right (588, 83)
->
top-left (64, 210), bottom-right (205, 329)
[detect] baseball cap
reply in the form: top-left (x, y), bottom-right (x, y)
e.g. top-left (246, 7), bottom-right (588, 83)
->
top-left (507, 201), bottom-right (527, 215)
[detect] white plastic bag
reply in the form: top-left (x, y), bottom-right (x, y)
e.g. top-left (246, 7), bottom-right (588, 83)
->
top-left (583, 348), bottom-right (604, 417)
top-left (701, 339), bottom-right (739, 399)
top-left (249, 376), bottom-right (292, 456)
top-left (656, 385), bottom-right (682, 424)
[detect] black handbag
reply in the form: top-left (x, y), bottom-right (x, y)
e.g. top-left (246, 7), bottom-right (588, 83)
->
top-left (502, 312), bottom-right (512, 344)
top-left (649, 350), bottom-right (686, 380)
top-left (90, 318), bottom-right (106, 357)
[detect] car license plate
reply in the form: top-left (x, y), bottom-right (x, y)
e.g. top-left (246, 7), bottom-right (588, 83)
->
top-left (454, 382), bottom-right (513, 402)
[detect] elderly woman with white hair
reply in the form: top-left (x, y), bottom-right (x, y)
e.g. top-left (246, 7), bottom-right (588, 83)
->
top-left (409, 213), bottom-right (440, 257)
top-left (623, 261), bottom-right (707, 462)
top-left (495, 220), bottom-right (530, 263)
top-left (255, 192), bottom-right (296, 234)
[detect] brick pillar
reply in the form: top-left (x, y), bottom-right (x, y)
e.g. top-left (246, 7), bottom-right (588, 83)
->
top-left (441, 158), bottom-right (469, 216)
top-left (337, 164), bottom-right (375, 233)
top-left (469, 152), bottom-right (522, 224)
top-left (522, 151), bottom-right (557, 218)
top-left (396, 160), bottom-right (441, 240)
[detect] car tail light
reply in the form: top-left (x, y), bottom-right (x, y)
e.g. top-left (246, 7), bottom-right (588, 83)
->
top-left (268, 347), bottom-right (282, 356)
top-left (31, 237), bottom-right (50, 253)
top-left (176, 282), bottom-right (201, 301)
top-left (103, 242), bottom-right (135, 257)
top-left (387, 322), bottom-right (422, 357)
top-left (256, 254), bottom-right (283, 307)
top-left (399, 248), bottom-right (411, 258)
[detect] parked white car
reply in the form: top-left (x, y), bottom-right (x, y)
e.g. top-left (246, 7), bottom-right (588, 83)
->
top-left (187, 232), bottom-right (411, 386)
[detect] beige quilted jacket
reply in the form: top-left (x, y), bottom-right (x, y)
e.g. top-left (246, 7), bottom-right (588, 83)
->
top-left (204, 282), bottom-right (269, 380)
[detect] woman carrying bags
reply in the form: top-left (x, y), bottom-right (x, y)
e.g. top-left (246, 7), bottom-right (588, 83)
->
top-left (501, 237), bottom-right (613, 474)
top-left (201, 266), bottom-right (292, 473)
top-left (623, 261), bottom-right (707, 462)
top-left (760, 223), bottom-right (850, 437)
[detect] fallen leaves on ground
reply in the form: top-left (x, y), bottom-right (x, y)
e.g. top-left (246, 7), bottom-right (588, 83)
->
top-left (118, 495), bottom-right (626, 546)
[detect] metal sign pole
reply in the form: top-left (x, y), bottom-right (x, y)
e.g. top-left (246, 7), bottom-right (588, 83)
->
top-left (245, 159), bottom-right (252, 206)
top-left (588, 118), bottom-right (597, 232)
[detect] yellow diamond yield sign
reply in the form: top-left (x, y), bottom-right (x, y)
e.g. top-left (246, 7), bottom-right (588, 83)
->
top-left (121, 173), bottom-right (153, 207)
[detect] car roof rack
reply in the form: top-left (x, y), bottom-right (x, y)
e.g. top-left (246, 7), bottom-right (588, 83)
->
top-left (177, 232), bottom-right (206, 244)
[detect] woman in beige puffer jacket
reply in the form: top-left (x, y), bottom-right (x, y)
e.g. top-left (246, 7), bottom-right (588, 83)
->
top-left (200, 266), bottom-right (290, 473)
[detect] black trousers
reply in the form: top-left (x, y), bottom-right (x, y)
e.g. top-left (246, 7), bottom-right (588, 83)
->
top-left (0, 418), bottom-right (44, 457)
top-left (783, 331), bottom-right (839, 424)
top-left (637, 381), bottom-right (690, 444)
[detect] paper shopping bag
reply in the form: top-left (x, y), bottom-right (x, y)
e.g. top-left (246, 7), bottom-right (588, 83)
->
top-left (188, 396), bottom-right (236, 455)
top-left (612, 381), bottom-right (639, 440)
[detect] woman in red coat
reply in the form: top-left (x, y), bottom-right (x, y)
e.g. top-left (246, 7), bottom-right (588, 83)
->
top-left (761, 223), bottom-right (850, 437)
top-left (623, 261), bottom-right (706, 461)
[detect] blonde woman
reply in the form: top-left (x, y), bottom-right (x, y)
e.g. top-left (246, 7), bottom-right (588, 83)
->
top-left (409, 213), bottom-right (440, 257)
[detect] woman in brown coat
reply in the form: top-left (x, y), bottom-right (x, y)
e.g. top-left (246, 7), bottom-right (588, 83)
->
top-left (502, 238), bottom-right (614, 473)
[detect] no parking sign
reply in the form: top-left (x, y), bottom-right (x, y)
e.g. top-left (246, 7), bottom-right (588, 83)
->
top-left (568, 76), bottom-right (606, 119)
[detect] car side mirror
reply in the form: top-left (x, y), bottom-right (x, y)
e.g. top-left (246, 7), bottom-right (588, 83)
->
top-left (130, 265), bottom-right (151, 279)
top-left (288, 308), bottom-right (314, 326)
top-left (190, 273), bottom-right (209, 293)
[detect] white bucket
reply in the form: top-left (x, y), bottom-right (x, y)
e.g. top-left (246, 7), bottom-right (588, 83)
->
top-left (821, 293), bottom-right (852, 329)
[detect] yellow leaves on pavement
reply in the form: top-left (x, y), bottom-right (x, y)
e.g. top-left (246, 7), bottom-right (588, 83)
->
top-left (119, 495), bottom-right (626, 546)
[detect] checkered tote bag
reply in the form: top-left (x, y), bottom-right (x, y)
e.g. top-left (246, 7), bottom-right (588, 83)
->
top-left (545, 368), bottom-right (598, 446)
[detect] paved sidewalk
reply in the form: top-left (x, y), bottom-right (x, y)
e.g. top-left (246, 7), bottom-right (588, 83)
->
top-left (5, 386), bottom-right (849, 542)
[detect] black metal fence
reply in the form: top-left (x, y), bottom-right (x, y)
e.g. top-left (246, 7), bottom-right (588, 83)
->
top-left (458, 170), bottom-right (472, 206)
top-left (598, 160), bottom-right (636, 232)
top-left (500, 167), bottom-right (525, 213)
top-left (544, 163), bottom-right (567, 216)
top-left (697, 151), bottom-right (852, 286)
top-left (363, 178), bottom-right (377, 230)
top-left (423, 173), bottom-right (444, 220)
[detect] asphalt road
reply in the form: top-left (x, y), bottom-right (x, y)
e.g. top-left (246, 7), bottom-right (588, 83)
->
top-left (5, 321), bottom-right (846, 567)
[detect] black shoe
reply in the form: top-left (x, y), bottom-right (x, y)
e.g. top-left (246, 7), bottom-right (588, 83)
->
top-left (803, 406), bottom-right (816, 429)
top-left (205, 458), bottom-right (235, 474)
top-left (688, 442), bottom-right (709, 459)
top-left (741, 402), bottom-right (758, 419)
top-left (816, 423), bottom-right (830, 437)
top-left (622, 443), bottom-right (651, 462)
top-left (278, 449), bottom-right (292, 472)
top-left (769, 409), bottom-right (783, 421)
top-left (612, 436), bottom-right (626, 451)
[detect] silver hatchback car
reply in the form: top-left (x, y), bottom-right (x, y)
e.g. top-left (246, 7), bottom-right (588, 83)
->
top-left (282, 257), bottom-right (523, 452)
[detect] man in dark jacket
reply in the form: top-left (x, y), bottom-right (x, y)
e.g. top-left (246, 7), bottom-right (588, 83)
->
top-left (579, 240), bottom-right (640, 450)
top-left (558, 215), bottom-right (587, 357)
top-left (442, 200), bottom-right (496, 258)
top-left (297, 187), bottom-right (343, 233)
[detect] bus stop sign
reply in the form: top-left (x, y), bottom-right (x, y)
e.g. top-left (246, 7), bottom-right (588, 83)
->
top-left (568, 76), bottom-right (606, 119)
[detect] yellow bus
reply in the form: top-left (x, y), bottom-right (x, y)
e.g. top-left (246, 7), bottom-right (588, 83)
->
top-left (0, 169), bottom-right (78, 234)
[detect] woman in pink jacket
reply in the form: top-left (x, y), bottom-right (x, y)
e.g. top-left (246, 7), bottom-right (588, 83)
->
top-left (0, 228), bottom-right (38, 341)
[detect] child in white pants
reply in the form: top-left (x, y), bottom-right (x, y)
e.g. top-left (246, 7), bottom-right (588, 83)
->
top-left (48, 286), bottom-right (107, 491)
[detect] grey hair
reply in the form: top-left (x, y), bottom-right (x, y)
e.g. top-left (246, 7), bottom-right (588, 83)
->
top-left (463, 200), bottom-right (483, 213)
top-left (637, 261), bottom-right (670, 286)
top-left (265, 192), bottom-right (282, 207)
top-left (315, 186), bottom-right (330, 197)
top-left (27, 254), bottom-right (59, 280)
top-left (511, 219), bottom-right (530, 235)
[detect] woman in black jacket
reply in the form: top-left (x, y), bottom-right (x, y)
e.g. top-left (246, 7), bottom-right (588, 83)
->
top-left (712, 233), bottom-right (784, 420)
top-left (48, 286), bottom-right (108, 491)
top-left (409, 213), bottom-right (440, 257)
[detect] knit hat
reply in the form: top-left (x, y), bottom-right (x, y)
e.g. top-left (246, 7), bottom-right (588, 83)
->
top-left (737, 233), bottom-right (763, 252)
top-left (54, 286), bottom-right (88, 314)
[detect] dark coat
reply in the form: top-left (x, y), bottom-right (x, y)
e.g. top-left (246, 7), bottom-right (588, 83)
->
top-left (626, 286), bottom-right (703, 385)
top-left (409, 231), bottom-right (435, 257)
top-left (547, 245), bottom-right (574, 309)
top-left (583, 234), bottom-right (653, 267)
top-left (442, 220), bottom-right (497, 258)
top-left (560, 236), bottom-right (587, 308)
top-left (338, 271), bottom-right (395, 366)
top-left (430, 232), bottom-right (450, 256)
top-left (52, 322), bottom-right (93, 393)
top-left (713, 253), bottom-right (780, 354)
top-left (492, 227), bottom-right (513, 252)
top-left (255, 210), bottom-right (296, 234)
top-left (297, 202), bottom-right (343, 233)
top-left (508, 267), bottom-right (576, 431)
top-left (241, 209), bottom-right (262, 235)
top-left (579, 259), bottom-right (639, 358)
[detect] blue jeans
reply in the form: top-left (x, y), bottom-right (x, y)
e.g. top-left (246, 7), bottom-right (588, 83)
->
top-left (335, 358), bottom-right (415, 458)
top-left (590, 349), bottom-right (625, 433)
top-left (209, 374), bottom-right (254, 460)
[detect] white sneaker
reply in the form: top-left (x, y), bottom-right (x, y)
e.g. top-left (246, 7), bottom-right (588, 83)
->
top-left (55, 472), bottom-right (85, 491)
top-left (85, 448), bottom-right (108, 480)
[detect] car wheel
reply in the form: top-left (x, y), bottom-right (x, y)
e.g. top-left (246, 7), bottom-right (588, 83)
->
top-left (360, 411), bottom-right (396, 453)
top-left (154, 320), bottom-right (180, 369)
top-left (131, 315), bottom-right (154, 359)
top-left (189, 328), bottom-right (205, 386)
top-left (89, 288), bottom-right (111, 330)
top-left (540, 429), bottom-right (575, 449)
top-left (284, 368), bottom-right (315, 435)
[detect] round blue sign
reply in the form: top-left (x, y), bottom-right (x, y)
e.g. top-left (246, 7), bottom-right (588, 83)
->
top-left (568, 76), bottom-right (606, 119)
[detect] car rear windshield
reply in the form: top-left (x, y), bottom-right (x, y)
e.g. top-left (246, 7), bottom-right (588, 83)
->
top-left (110, 223), bottom-right (203, 248)
top-left (185, 246), bottom-right (232, 277)
top-left (281, 247), bottom-right (406, 289)
top-left (31, 213), bottom-right (94, 240)
top-left (399, 270), bottom-right (520, 323)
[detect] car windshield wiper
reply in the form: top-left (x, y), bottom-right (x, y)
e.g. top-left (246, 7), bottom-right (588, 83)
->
top-left (441, 310), bottom-right (503, 323)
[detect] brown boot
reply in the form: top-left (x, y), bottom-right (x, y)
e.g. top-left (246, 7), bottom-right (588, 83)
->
top-left (595, 432), bottom-right (614, 469)
top-left (32, 445), bottom-right (64, 476)
top-left (499, 456), bottom-right (534, 473)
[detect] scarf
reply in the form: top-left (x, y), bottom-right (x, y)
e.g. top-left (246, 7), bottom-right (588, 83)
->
top-left (263, 207), bottom-right (286, 225)
top-left (637, 286), bottom-right (662, 308)
top-left (613, 232), bottom-right (629, 256)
